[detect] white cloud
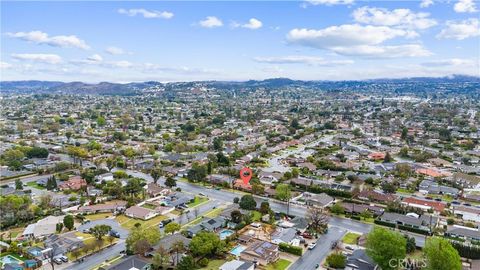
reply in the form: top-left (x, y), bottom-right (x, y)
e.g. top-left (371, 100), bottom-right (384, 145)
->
top-left (306, 0), bottom-right (354, 6)
top-left (454, 0), bottom-right (477, 13)
top-left (118, 8), bottom-right (174, 19)
top-left (437, 18), bottom-right (480, 40)
top-left (330, 44), bottom-right (432, 58)
top-left (199, 16), bottom-right (223, 28)
top-left (287, 24), bottom-right (416, 48)
top-left (86, 54), bottom-right (103, 62)
top-left (254, 55), bottom-right (353, 65)
top-left (420, 0), bottom-right (434, 8)
top-left (286, 24), bottom-right (431, 58)
top-left (352, 7), bottom-right (437, 30)
top-left (1, 62), bottom-right (13, 69)
top-left (105, 46), bottom-right (127, 55)
top-left (233, 18), bottom-right (263, 30)
top-left (110, 61), bottom-right (134, 68)
top-left (11, 53), bottom-right (62, 64)
top-left (421, 58), bottom-right (475, 67)
top-left (7, 31), bottom-right (90, 50)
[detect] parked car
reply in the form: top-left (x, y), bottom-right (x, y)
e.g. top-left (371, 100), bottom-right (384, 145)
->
top-left (302, 232), bottom-right (313, 239)
top-left (308, 242), bottom-right (316, 250)
top-left (161, 219), bottom-right (172, 226)
top-left (83, 228), bottom-right (90, 233)
top-left (59, 255), bottom-right (68, 262)
top-left (110, 230), bottom-right (120, 238)
top-left (53, 258), bottom-right (63, 265)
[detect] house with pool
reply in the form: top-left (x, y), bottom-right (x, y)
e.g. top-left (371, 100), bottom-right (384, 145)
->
top-left (238, 240), bottom-right (279, 266)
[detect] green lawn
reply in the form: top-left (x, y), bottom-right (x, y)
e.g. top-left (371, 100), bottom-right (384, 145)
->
top-left (26, 181), bottom-right (46, 190)
top-left (187, 196), bottom-right (209, 208)
top-left (84, 213), bottom-right (113, 221)
top-left (205, 207), bottom-right (224, 218)
top-left (342, 232), bottom-right (361, 245)
top-left (266, 259), bottom-right (291, 270)
top-left (115, 214), bottom-right (166, 230)
top-left (251, 210), bottom-right (262, 221)
top-left (397, 188), bottom-right (414, 194)
top-left (198, 259), bottom-right (228, 270)
top-left (67, 237), bottom-right (118, 261)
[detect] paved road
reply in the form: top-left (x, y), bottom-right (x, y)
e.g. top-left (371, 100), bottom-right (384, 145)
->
top-left (290, 226), bottom-right (347, 270)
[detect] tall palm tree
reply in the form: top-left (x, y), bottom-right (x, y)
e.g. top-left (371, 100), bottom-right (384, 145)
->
top-left (171, 240), bottom-right (186, 266)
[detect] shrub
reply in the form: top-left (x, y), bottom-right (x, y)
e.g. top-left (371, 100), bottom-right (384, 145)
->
top-left (198, 258), bottom-right (209, 267)
top-left (326, 252), bottom-right (346, 269)
top-left (279, 243), bottom-right (303, 256)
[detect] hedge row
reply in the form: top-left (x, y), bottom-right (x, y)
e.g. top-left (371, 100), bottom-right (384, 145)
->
top-left (305, 185), bottom-right (352, 198)
top-left (279, 243), bottom-right (303, 256)
top-left (451, 242), bottom-right (480, 259)
top-left (373, 219), bottom-right (431, 235)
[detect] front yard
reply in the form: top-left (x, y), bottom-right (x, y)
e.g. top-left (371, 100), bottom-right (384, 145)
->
top-left (26, 181), bottom-right (46, 190)
top-left (265, 259), bottom-right (292, 270)
top-left (187, 196), bottom-right (209, 208)
top-left (342, 232), bottom-right (361, 245)
top-left (67, 236), bottom-right (118, 261)
top-left (84, 213), bottom-right (113, 221)
top-left (198, 259), bottom-right (228, 270)
top-left (115, 214), bottom-right (167, 230)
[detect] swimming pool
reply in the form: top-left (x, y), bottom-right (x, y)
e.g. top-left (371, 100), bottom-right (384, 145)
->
top-left (219, 229), bottom-right (234, 240)
top-left (230, 245), bottom-right (246, 256)
top-left (1, 255), bottom-right (23, 266)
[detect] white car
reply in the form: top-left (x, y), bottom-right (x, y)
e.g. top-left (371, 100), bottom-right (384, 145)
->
top-left (308, 243), bottom-right (317, 250)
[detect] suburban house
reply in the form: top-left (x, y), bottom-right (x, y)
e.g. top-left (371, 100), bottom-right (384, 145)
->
top-left (58, 176), bottom-right (87, 191)
top-left (21, 215), bottom-right (65, 239)
top-left (219, 260), bottom-right (255, 270)
top-left (418, 180), bottom-right (459, 197)
top-left (445, 227), bottom-right (480, 242)
top-left (76, 201), bottom-right (127, 215)
top-left (378, 212), bottom-right (437, 232)
top-left (240, 240), bottom-right (279, 266)
top-left (44, 232), bottom-right (85, 256)
top-left (453, 206), bottom-right (480, 223)
top-left (342, 203), bottom-right (384, 216)
top-left (186, 217), bottom-right (227, 237)
top-left (147, 233), bottom-right (191, 265)
top-left (125, 206), bottom-right (158, 220)
top-left (207, 174), bottom-right (234, 185)
top-left (401, 197), bottom-right (446, 213)
top-left (100, 255), bottom-right (151, 270)
top-left (357, 190), bottom-right (396, 203)
top-left (271, 227), bottom-right (300, 246)
top-left (303, 192), bottom-right (334, 208)
top-left (345, 249), bottom-right (377, 270)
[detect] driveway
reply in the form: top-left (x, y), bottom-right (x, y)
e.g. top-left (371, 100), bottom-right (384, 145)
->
top-left (289, 226), bottom-right (347, 270)
top-left (77, 218), bottom-right (129, 239)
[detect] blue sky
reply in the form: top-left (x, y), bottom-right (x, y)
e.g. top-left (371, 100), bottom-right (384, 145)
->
top-left (1, 0), bottom-right (479, 82)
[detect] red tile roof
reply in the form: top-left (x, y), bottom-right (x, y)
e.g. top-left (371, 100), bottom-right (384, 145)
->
top-left (402, 197), bottom-right (446, 212)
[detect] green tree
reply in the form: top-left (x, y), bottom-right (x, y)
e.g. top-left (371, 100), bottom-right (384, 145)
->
top-left (126, 225), bottom-right (162, 254)
top-left (165, 177), bottom-right (176, 188)
top-left (405, 235), bottom-right (416, 254)
top-left (187, 163), bottom-right (207, 183)
top-left (150, 167), bottom-right (162, 184)
top-left (90, 224), bottom-right (112, 240)
top-left (384, 152), bottom-right (393, 163)
top-left (189, 231), bottom-right (224, 257)
top-left (96, 116), bottom-right (106, 127)
top-left (239, 195), bottom-right (256, 210)
top-left (330, 203), bottom-right (345, 215)
top-left (401, 127), bottom-right (408, 140)
top-left (259, 201), bottom-right (270, 214)
top-left (152, 247), bottom-right (170, 270)
top-left (26, 147), bottom-right (49, 158)
top-left (15, 179), bottom-right (23, 190)
top-left (326, 252), bottom-right (346, 268)
top-left (164, 222), bottom-right (181, 234)
top-left (177, 255), bottom-right (195, 270)
top-left (424, 237), bottom-right (461, 270)
top-left (213, 137), bottom-right (223, 151)
top-left (3, 149), bottom-right (24, 170)
top-left (276, 184), bottom-right (292, 215)
top-left (63, 215), bottom-right (74, 230)
top-left (366, 227), bottom-right (406, 270)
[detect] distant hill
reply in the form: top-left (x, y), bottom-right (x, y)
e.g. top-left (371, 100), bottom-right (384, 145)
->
top-left (1, 75), bottom-right (478, 95)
